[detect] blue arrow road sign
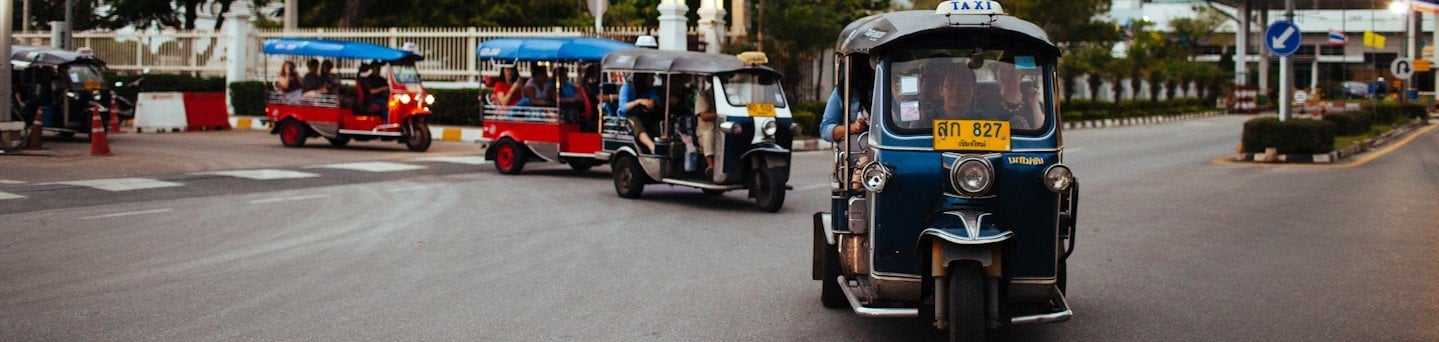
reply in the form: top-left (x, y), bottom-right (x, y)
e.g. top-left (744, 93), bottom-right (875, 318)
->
top-left (1266, 21), bottom-right (1301, 56)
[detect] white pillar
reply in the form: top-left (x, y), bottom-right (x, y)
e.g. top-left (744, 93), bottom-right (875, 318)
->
top-left (657, 0), bottom-right (689, 51)
top-left (225, 1), bottom-right (254, 115)
top-left (697, 0), bottom-right (726, 53)
top-left (730, 0), bottom-right (747, 37)
top-left (284, 0), bottom-right (297, 31)
top-left (1277, 0), bottom-right (1293, 121)
top-left (2, 0), bottom-right (13, 123)
top-left (1433, 12), bottom-right (1438, 97)
top-left (1235, 1), bottom-right (1249, 86)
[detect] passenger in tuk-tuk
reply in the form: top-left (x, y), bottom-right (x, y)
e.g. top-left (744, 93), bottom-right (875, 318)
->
top-left (619, 72), bottom-right (663, 152)
top-left (520, 65), bottom-right (555, 107)
top-left (992, 61), bottom-right (1043, 130)
top-left (491, 67), bottom-right (523, 107)
top-left (693, 77), bottom-right (719, 174)
top-left (819, 58), bottom-right (875, 143)
top-left (17, 67), bottom-right (58, 121)
top-left (275, 61), bottom-right (303, 103)
top-left (357, 62), bottom-right (390, 116)
top-left (302, 59), bottom-right (323, 92)
top-left (555, 66), bottom-right (591, 124)
top-left (319, 60), bottom-right (340, 95)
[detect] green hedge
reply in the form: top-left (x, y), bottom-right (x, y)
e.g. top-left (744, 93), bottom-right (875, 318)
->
top-left (790, 100), bottom-right (825, 137)
top-left (427, 88), bottom-right (483, 126)
top-left (1059, 98), bottom-right (1214, 122)
top-left (1242, 117), bottom-right (1335, 154)
top-left (1321, 111), bottom-right (1374, 136)
top-left (229, 81), bottom-right (267, 116)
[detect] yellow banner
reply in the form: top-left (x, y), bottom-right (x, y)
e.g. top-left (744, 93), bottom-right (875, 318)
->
top-left (1364, 31), bottom-right (1387, 48)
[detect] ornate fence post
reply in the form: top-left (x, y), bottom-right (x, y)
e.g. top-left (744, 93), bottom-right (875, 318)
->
top-left (225, 1), bottom-right (254, 115)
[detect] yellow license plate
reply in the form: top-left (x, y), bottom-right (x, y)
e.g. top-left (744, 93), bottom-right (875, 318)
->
top-left (747, 103), bottom-right (775, 117)
top-left (933, 119), bottom-right (1011, 152)
top-left (84, 80), bottom-right (102, 91)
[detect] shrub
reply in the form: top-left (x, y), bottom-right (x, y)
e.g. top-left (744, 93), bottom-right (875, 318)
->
top-left (427, 88), bottom-right (483, 126)
top-left (1322, 111), bottom-right (1373, 136)
top-left (1242, 117), bottom-right (1335, 154)
top-left (789, 100), bottom-right (826, 137)
top-left (229, 81), bottom-right (268, 116)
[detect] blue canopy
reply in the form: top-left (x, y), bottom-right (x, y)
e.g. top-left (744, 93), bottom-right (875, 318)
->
top-left (476, 37), bottom-right (635, 62)
top-left (262, 38), bottom-right (422, 61)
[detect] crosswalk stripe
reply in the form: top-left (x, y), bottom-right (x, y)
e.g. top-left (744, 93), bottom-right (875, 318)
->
top-left (55, 178), bottom-right (184, 192)
top-left (409, 155), bottom-right (489, 165)
top-left (311, 161), bottom-right (427, 172)
top-left (199, 169), bottom-right (321, 180)
top-left (0, 191), bottom-right (25, 200)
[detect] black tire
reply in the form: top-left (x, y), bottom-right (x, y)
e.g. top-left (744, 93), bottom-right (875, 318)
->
top-left (57, 131), bottom-right (75, 139)
top-left (753, 160), bottom-right (786, 212)
top-left (326, 135), bottom-right (351, 147)
top-left (404, 120), bottom-right (432, 152)
top-left (612, 154), bottom-right (648, 198)
top-left (702, 189), bottom-right (725, 196)
top-left (1057, 259), bottom-right (1068, 295)
top-left (493, 140), bottom-right (528, 175)
top-left (820, 239), bottom-right (847, 308)
top-left (279, 119), bottom-right (307, 147)
top-left (567, 158), bottom-right (595, 172)
top-left (947, 262), bottom-right (987, 342)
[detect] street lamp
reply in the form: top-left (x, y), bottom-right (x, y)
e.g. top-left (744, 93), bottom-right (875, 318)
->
top-left (1389, 0), bottom-right (1409, 14)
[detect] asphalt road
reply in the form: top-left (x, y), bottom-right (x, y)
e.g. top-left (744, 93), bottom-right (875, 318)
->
top-left (2, 116), bottom-right (1436, 341)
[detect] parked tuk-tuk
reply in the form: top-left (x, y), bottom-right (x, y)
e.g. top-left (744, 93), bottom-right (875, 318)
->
top-left (598, 49), bottom-right (795, 212)
top-left (9, 45), bottom-right (120, 138)
top-left (475, 37), bottom-right (635, 174)
top-left (813, 1), bottom-right (1079, 339)
top-left (262, 38), bottom-right (433, 151)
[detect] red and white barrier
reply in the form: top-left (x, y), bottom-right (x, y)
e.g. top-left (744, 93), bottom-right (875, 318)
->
top-left (134, 92), bottom-right (233, 133)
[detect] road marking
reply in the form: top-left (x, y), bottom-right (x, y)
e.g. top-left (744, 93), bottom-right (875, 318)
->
top-left (199, 169), bottom-right (321, 180)
top-left (1213, 123), bottom-right (1437, 168)
top-left (0, 180), bottom-right (26, 185)
top-left (793, 183), bottom-right (830, 191)
top-left (409, 155), bottom-right (489, 165)
top-left (80, 208), bottom-right (173, 220)
top-left (0, 191), bottom-right (25, 200)
top-left (387, 185), bottom-right (432, 192)
top-left (56, 178), bottom-right (184, 192)
top-left (249, 194), bottom-right (331, 204)
top-left (311, 161), bottom-right (427, 172)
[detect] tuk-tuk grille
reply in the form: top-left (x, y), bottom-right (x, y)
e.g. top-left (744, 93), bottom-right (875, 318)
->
top-left (482, 104), bottom-right (558, 123)
top-left (267, 92), bottom-right (341, 108)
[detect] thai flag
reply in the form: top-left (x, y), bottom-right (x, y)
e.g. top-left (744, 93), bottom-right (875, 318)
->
top-left (1329, 30), bottom-right (1348, 46)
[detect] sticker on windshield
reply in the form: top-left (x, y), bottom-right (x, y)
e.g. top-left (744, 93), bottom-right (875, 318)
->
top-left (1014, 56), bottom-right (1036, 69)
top-left (899, 76), bottom-right (919, 95)
top-left (900, 101), bottom-right (920, 121)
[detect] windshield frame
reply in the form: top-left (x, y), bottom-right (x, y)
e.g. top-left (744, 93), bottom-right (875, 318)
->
top-left (717, 71), bottom-right (788, 108)
top-left (390, 63), bottom-right (422, 85)
top-left (63, 63), bottom-right (106, 88)
top-left (879, 39), bottom-right (1055, 138)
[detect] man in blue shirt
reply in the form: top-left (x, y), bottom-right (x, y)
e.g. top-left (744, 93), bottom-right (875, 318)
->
top-left (618, 72), bottom-right (663, 152)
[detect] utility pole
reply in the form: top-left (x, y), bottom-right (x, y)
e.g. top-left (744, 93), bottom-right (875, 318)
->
top-left (2, 0), bottom-right (23, 149)
top-left (284, 0), bottom-right (297, 31)
top-left (1277, 0), bottom-right (1295, 121)
top-left (62, 0), bottom-right (73, 49)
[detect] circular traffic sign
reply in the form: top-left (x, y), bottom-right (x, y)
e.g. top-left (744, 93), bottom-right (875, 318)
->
top-left (1265, 21), bottom-right (1301, 56)
top-left (1294, 90), bottom-right (1308, 102)
top-left (1392, 58), bottom-right (1415, 80)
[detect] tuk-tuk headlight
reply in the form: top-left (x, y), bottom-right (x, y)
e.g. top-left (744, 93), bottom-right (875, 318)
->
top-left (719, 121), bottom-right (742, 134)
top-left (860, 161), bottom-right (893, 193)
top-left (1043, 164), bottom-right (1073, 193)
top-left (762, 121), bottom-right (778, 138)
top-left (951, 157), bottom-right (994, 196)
top-left (397, 94), bottom-right (412, 104)
top-left (424, 94), bottom-right (435, 105)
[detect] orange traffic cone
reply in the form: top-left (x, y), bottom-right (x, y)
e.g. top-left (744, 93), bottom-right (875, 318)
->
top-left (108, 97), bottom-right (122, 134)
top-left (90, 106), bottom-right (111, 156)
top-left (26, 108), bottom-right (43, 150)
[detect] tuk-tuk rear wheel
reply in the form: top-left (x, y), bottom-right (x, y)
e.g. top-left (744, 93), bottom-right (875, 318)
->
top-left (613, 154), bottom-right (647, 198)
top-left (753, 161), bottom-right (786, 213)
top-left (494, 140), bottom-right (527, 175)
top-left (279, 120), bottom-right (307, 148)
top-left (947, 262), bottom-right (987, 342)
top-left (326, 136), bottom-right (351, 147)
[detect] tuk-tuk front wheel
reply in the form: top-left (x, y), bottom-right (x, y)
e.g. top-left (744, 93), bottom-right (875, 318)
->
top-left (947, 262), bottom-right (987, 342)
top-left (613, 154), bottom-right (648, 198)
top-left (326, 135), bottom-right (351, 147)
top-left (404, 120), bottom-right (431, 152)
top-left (752, 161), bottom-right (786, 212)
top-left (279, 119), bottom-right (308, 148)
top-left (494, 140), bottom-right (528, 175)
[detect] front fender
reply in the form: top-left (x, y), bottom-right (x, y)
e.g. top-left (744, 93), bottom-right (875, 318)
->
top-left (917, 210), bottom-right (1012, 277)
top-left (742, 143), bottom-right (791, 184)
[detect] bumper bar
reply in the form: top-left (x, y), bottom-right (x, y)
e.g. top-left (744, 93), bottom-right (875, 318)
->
top-left (1009, 285), bottom-right (1073, 325)
top-left (836, 276), bottom-right (919, 318)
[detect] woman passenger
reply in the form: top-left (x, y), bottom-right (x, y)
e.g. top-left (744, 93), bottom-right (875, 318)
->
top-left (275, 61), bottom-right (303, 103)
top-left (491, 66), bottom-right (522, 107)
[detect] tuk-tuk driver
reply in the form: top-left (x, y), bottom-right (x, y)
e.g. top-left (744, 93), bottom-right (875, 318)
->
top-left (357, 63), bottom-right (390, 116)
top-left (919, 58), bottom-right (976, 121)
top-left (619, 72), bottom-right (663, 152)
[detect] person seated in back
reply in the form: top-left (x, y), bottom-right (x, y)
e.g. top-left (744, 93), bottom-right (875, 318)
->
top-left (555, 66), bottom-right (589, 124)
top-left (320, 60), bottom-right (339, 95)
top-left (693, 78), bottom-right (720, 175)
top-left (275, 61), bottom-right (303, 103)
top-left (618, 72), bottom-right (663, 152)
top-left (521, 64), bottom-right (555, 107)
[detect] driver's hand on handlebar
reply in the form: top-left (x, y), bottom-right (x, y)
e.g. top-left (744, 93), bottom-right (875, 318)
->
top-left (848, 117), bottom-right (868, 133)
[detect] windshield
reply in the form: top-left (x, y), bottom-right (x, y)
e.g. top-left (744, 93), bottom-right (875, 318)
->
top-left (885, 44), bottom-right (1052, 135)
top-left (392, 64), bottom-right (422, 84)
top-left (719, 72), bottom-right (787, 108)
top-left (65, 64), bottom-right (105, 87)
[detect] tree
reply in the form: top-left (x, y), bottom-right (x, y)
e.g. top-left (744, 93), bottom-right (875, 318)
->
top-left (12, 0), bottom-right (103, 31)
top-left (756, 0), bottom-right (887, 97)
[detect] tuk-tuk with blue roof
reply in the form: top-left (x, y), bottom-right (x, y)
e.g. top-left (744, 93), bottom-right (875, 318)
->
top-left (598, 49), bottom-right (796, 212)
top-left (474, 37), bottom-right (635, 174)
top-left (262, 38), bottom-right (433, 151)
top-left (813, 1), bottom-right (1079, 339)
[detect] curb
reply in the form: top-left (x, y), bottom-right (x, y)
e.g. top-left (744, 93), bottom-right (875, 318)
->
top-left (790, 138), bottom-right (833, 152)
top-left (1063, 110), bottom-right (1226, 130)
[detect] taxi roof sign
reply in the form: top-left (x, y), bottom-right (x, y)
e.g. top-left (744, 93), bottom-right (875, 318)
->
top-left (936, 0), bottom-right (1005, 16)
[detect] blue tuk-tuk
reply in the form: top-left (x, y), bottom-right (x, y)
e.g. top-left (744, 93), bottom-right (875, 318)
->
top-left (597, 49), bottom-right (796, 212)
top-left (475, 37), bottom-right (635, 174)
top-left (813, 1), bottom-right (1079, 339)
